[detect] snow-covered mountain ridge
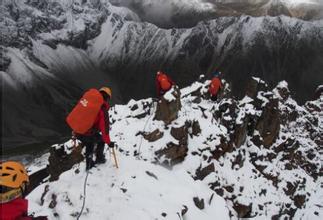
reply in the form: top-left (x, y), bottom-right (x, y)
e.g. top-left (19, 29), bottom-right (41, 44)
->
top-left (26, 78), bottom-right (323, 219)
top-left (2, 0), bottom-right (323, 149)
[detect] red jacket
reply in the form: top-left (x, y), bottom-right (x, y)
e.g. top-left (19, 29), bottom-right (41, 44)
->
top-left (84, 101), bottom-right (111, 144)
top-left (0, 198), bottom-right (32, 220)
top-left (208, 77), bottom-right (222, 96)
top-left (156, 74), bottom-right (175, 97)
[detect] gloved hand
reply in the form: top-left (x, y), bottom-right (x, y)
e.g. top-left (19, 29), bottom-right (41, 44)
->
top-left (109, 141), bottom-right (116, 148)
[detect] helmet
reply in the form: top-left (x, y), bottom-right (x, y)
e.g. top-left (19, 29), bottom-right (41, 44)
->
top-left (99, 87), bottom-right (112, 98)
top-left (0, 161), bottom-right (29, 203)
top-left (0, 161), bottom-right (29, 189)
top-left (212, 70), bottom-right (221, 78)
top-left (160, 77), bottom-right (171, 91)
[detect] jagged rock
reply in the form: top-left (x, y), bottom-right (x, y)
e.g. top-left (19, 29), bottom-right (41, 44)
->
top-left (0, 47), bottom-right (11, 71)
top-left (26, 167), bottom-right (49, 196)
top-left (181, 205), bottom-right (188, 216)
top-left (40, 185), bottom-right (49, 206)
top-left (224, 185), bottom-right (234, 193)
top-left (49, 193), bottom-right (57, 209)
top-left (194, 163), bottom-right (215, 180)
top-left (145, 171), bottom-right (158, 180)
top-left (48, 143), bottom-right (84, 181)
top-left (212, 136), bottom-right (232, 160)
top-left (284, 182), bottom-right (298, 196)
top-left (275, 81), bottom-right (291, 101)
top-left (314, 85), bottom-right (323, 100)
top-left (231, 152), bottom-right (244, 169)
top-left (245, 77), bottom-right (268, 99)
top-left (256, 97), bottom-right (280, 148)
top-left (185, 120), bottom-right (201, 137)
top-left (170, 125), bottom-right (187, 141)
top-left (293, 194), bottom-right (306, 208)
top-left (232, 117), bottom-right (249, 148)
top-left (155, 142), bottom-right (188, 167)
top-left (233, 203), bottom-right (252, 218)
top-left (139, 129), bottom-right (164, 142)
top-left (193, 197), bottom-right (205, 210)
top-left (154, 87), bottom-right (181, 124)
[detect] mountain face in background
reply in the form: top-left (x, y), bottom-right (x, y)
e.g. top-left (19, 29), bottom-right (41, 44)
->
top-left (1, 0), bottom-right (323, 150)
top-left (109, 0), bottom-right (323, 28)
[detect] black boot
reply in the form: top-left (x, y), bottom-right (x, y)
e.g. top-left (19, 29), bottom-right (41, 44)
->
top-left (86, 158), bottom-right (95, 170)
top-left (95, 156), bottom-right (106, 164)
top-left (95, 141), bottom-right (106, 164)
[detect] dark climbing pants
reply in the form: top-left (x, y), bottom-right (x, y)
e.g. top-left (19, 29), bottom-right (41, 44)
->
top-left (77, 133), bottom-right (105, 169)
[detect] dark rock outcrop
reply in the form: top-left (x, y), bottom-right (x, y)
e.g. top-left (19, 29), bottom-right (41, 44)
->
top-left (194, 163), bottom-right (215, 181)
top-left (233, 203), bottom-right (252, 218)
top-left (139, 129), bottom-right (164, 142)
top-left (48, 143), bottom-right (84, 181)
top-left (155, 142), bottom-right (188, 167)
top-left (193, 197), bottom-right (205, 210)
top-left (154, 87), bottom-right (181, 124)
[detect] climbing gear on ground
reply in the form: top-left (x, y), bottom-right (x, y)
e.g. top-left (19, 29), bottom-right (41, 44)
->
top-left (66, 89), bottom-right (104, 134)
top-left (0, 161), bottom-right (29, 189)
top-left (99, 87), bottom-right (112, 98)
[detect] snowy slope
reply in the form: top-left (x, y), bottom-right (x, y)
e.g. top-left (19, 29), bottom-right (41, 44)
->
top-left (27, 153), bottom-right (230, 220)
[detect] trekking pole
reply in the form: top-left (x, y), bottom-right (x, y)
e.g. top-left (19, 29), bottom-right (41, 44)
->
top-left (111, 147), bottom-right (119, 169)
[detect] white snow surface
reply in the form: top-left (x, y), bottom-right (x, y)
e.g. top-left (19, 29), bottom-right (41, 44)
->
top-left (28, 154), bottom-right (230, 220)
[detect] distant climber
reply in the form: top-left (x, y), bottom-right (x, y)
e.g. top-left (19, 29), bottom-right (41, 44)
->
top-left (156, 71), bottom-right (175, 97)
top-left (0, 161), bottom-right (48, 220)
top-left (66, 87), bottom-right (115, 170)
top-left (208, 70), bottom-right (222, 101)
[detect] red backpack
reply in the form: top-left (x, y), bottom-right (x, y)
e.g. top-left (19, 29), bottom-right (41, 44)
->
top-left (209, 77), bottom-right (221, 96)
top-left (66, 89), bottom-right (104, 134)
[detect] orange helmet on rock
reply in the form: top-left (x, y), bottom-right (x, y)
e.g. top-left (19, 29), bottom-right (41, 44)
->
top-left (99, 87), bottom-right (112, 98)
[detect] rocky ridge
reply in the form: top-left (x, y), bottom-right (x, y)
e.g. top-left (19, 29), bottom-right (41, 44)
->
top-left (28, 77), bottom-right (323, 219)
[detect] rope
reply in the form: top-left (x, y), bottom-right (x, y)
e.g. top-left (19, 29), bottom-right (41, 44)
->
top-left (137, 101), bottom-right (157, 158)
top-left (76, 170), bottom-right (90, 220)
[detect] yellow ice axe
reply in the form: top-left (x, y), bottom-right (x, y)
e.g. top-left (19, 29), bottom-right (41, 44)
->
top-left (111, 147), bottom-right (119, 169)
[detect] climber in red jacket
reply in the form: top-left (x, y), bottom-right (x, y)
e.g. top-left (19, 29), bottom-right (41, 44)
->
top-left (0, 161), bottom-right (47, 220)
top-left (208, 70), bottom-right (222, 101)
top-left (155, 71), bottom-right (175, 97)
top-left (74, 87), bottom-right (115, 170)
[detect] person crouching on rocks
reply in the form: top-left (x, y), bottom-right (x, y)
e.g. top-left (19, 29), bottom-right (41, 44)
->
top-left (208, 70), bottom-right (222, 101)
top-left (155, 71), bottom-right (175, 98)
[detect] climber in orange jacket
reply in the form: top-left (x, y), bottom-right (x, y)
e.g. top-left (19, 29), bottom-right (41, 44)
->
top-left (73, 87), bottom-right (115, 170)
top-left (208, 70), bottom-right (222, 101)
top-left (155, 71), bottom-right (175, 97)
top-left (0, 161), bottom-right (47, 220)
